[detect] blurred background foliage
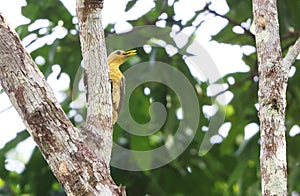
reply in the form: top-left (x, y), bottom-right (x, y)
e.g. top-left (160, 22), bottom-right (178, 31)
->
top-left (0, 0), bottom-right (300, 195)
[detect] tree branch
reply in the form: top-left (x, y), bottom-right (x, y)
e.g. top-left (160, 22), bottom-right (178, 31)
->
top-left (76, 0), bottom-right (113, 166)
top-left (203, 4), bottom-right (255, 39)
top-left (282, 36), bottom-right (300, 69)
top-left (0, 0), bottom-right (123, 193)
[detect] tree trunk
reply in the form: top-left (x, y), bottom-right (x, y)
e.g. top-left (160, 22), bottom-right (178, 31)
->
top-left (0, 0), bottom-right (126, 195)
top-left (253, 0), bottom-right (300, 195)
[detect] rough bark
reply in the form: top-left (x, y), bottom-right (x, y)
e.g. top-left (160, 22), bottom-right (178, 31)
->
top-left (0, 0), bottom-right (125, 195)
top-left (253, 0), bottom-right (300, 195)
top-left (76, 0), bottom-right (113, 166)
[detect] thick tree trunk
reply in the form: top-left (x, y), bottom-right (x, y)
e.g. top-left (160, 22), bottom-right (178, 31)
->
top-left (253, 0), bottom-right (300, 195)
top-left (0, 0), bottom-right (126, 195)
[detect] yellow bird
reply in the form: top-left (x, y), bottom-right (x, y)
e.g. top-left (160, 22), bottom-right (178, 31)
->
top-left (108, 50), bottom-right (136, 124)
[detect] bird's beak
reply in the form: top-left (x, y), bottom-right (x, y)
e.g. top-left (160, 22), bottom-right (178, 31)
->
top-left (125, 50), bottom-right (137, 56)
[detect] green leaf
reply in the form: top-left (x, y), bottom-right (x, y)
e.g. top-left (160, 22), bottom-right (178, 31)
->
top-left (125, 0), bottom-right (137, 12)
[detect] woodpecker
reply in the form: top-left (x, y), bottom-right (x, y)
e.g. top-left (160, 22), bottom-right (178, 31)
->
top-left (108, 49), bottom-right (136, 124)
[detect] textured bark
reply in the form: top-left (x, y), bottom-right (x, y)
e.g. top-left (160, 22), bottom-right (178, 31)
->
top-left (253, 0), bottom-right (300, 195)
top-left (0, 0), bottom-right (125, 195)
top-left (76, 0), bottom-right (113, 167)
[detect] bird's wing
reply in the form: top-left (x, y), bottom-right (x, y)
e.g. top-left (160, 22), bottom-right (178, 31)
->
top-left (112, 76), bottom-right (125, 114)
top-left (117, 76), bottom-right (125, 113)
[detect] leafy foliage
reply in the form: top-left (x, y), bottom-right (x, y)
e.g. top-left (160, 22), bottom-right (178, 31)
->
top-left (1, 0), bottom-right (300, 195)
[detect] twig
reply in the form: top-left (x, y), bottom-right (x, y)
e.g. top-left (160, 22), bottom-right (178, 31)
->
top-left (203, 4), bottom-right (255, 39)
top-left (281, 29), bottom-right (300, 40)
top-left (0, 105), bottom-right (13, 113)
top-left (282, 36), bottom-right (300, 68)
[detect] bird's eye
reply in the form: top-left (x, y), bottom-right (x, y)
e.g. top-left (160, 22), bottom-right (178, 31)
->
top-left (116, 51), bottom-right (121, 55)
